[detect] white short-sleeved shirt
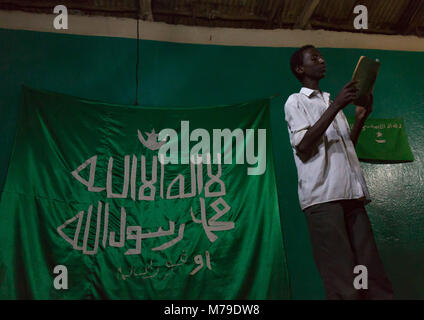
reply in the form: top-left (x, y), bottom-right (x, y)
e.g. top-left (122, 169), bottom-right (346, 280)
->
top-left (284, 87), bottom-right (371, 211)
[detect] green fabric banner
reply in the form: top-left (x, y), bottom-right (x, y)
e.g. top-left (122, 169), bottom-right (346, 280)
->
top-left (0, 86), bottom-right (289, 299)
top-left (347, 117), bottom-right (414, 163)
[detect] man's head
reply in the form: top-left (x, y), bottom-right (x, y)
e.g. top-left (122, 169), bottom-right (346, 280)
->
top-left (290, 45), bottom-right (326, 83)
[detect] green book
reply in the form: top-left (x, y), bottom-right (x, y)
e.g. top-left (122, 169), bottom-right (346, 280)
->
top-left (352, 56), bottom-right (380, 106)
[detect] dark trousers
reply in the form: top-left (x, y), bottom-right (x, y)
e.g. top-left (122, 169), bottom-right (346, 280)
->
top-left (304, 199), bottom-right (394, 300)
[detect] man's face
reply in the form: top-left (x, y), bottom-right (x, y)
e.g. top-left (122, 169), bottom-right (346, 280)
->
top-left (298, 47), bottom-right (326, 80)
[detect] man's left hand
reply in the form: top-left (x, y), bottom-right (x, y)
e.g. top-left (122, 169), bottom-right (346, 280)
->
top-left (355, 94), bottom-right (373, 121)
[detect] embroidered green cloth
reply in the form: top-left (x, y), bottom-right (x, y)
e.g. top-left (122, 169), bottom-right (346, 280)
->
top-left (347, 117), bottom-right (414, 163)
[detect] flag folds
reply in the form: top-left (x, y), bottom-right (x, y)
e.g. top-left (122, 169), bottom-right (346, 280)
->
top-left (0, 87), bottom-right (289, 299)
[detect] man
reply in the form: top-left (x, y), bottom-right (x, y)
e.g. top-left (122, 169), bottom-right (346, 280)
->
top-left (284, 45), bottom-right (394, 299)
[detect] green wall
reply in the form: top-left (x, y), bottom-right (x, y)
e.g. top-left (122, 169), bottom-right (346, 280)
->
top-left (1, 28), bottom-right (423, 299)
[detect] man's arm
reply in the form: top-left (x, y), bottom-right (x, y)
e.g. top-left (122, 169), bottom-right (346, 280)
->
top-left (297, 80), bottom-right (359, 159)
top-left (350, 94), bottom-right (373, 147)
top-left (296, 102), bottom-right (340, 155)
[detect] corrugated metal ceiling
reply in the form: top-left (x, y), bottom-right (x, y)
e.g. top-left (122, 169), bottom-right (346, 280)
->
top-left (0, 0), bottom-right (423, 37)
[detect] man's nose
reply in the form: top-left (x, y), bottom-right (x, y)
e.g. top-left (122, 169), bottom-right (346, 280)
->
top-left (318, 57), bottom-right (325, 64)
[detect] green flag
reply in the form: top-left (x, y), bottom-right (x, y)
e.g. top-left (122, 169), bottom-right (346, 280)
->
top-left (0, 86), bottom-right (289, 299)
top-left (347, 117), bottom-right (414, 163)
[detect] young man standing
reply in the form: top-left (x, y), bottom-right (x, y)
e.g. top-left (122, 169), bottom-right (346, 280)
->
top-left (284, 45), bottom-right (394, 299)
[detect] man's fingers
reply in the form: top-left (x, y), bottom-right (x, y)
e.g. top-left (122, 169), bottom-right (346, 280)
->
top-left (345, 80), bottom-right (358, 88)
top-left (350, 83), bottom-right (359, 90)
top-left (345, 89), bottom-right (358, 97)
top-left (347, 93), bottom-right (357, 101)
top-left (343, 84), bottom-right (359, 96)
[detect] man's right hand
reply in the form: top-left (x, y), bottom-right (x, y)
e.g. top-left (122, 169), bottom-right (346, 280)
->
top-left (332, 80), bottom-right (359, 110)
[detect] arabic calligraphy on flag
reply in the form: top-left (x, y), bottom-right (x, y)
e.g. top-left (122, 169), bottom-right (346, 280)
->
top-left (346, 117), bottom-right (414, 162)
top-left (0, 86), bottom-right (289, 299)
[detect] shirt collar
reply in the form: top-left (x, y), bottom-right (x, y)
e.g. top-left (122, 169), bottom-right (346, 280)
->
top-left (300, 87), bottom-right (330, 99)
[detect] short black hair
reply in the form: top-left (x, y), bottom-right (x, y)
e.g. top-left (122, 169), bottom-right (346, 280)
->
top-left (290, 45), bottom-right (315, 82)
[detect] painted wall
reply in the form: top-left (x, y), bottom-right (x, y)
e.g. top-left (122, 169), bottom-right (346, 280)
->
top-left (1, 24), bottom-right (423, 299)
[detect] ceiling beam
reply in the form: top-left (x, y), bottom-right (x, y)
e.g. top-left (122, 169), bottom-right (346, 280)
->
top-left (294, 0), bottom-right (320, 29)
top-left (393, 0), bottom-right (422, 35)
top-left (153, 9), bottom-right (268, 22)
top-left (267, 0), bottom-right (285, 28)
top-left (139, 0), bottom-right (153, 21)
top-left (0, 0), bottom-right (134, 14)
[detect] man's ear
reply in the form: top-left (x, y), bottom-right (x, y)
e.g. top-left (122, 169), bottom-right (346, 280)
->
top-left (295, 65), bottom-right (304, 78)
